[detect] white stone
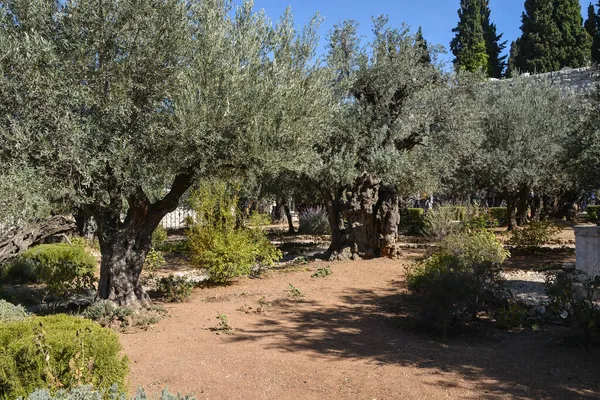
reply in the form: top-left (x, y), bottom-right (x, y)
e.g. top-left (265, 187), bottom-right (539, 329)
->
top-left (575, 226), bottom-right (600, 277)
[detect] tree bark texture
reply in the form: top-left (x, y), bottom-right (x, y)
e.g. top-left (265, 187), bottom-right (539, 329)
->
top-left (93, 173), bottom-right (193, 308)
top-left (0, 215), bottom-right (76, 266)
top-left (323, 174), bottom-right (401, 261)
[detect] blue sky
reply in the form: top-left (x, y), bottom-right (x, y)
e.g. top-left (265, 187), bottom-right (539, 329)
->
top-left (251, 0), bottom-right (590, 65)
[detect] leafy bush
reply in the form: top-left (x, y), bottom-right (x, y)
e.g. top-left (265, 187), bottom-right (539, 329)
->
top-left (82, 301), bottom-right (134, 327)
top-left (4, 244), bottom-right (97, 300)
top-left (422, 206), bottom-right (463, 240)
top-left (0, 299), bottom-right (27, 323)
top-left (587, 205), bottom-right (600, 223)
top-left (464, 205), bottom-right (497, 231)
top-left (546, 271), bottom-right (600, 342)
top-left (407, 231), bottom-right (508, 336)
top-left (151, 226), bottom-right (168, 248)
top-left (298, 206), bottom-right (330, 235)
top-left (436, 230), bottom-right (510, 268)
top-left (156, 275), bottom-right (194, 303)
top-left (247, 212), bottom-right (272, 227)
top-left (187, 181), bottom-right (282, 285)
top-left (488, 207), bottom-right (507, 227)
top-left (508, 220), bottom-right (561, 251)
top-left (401, 208), bottom-right (424, 235)
top-left (495, 302), bottom-right (532, 330)
top-left (0, 314), bottom-right (128, 399)
top-left (68, 237), bottom-right (87, 249)
top-left (21, 385), bottom-right (196, 400)
top-left (144, 249), bottom-right (166, 278)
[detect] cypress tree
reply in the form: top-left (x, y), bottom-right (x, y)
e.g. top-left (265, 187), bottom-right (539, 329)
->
top-left (482, 0), bottom-right (507, 78)
top-left (450, 0), bottom-right (489, 73)
top-left (514, 0), bottom-right (590, 73)
top-left (585, 2), bottom-right (597, 39)
top-left (553, 0), bottom-right (591, 67)
top-left (507, 40), bottom-right (521, 77)
top-left (592, 1), bottom-right (600, 62)
top-left (415, 26), bottom-right (432, 65)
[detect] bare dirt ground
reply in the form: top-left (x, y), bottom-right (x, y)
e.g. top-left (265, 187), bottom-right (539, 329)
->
top-left (121, 254), bottom-right (600, 400)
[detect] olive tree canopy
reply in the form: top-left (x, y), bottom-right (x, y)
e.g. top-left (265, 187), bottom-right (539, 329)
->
top-left (0, 0), bottom-right (330, 307)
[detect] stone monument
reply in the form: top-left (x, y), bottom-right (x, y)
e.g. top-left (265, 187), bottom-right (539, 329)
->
top-left (575, 225), bottom-right (600, 277)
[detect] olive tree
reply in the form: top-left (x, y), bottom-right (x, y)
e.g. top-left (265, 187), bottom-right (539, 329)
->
top-left (310, 17), bottom-right (474, 259)
top-left (458, 77), bottom-right (582, 229)
top-left (0, 0), bottom-right (329, 307)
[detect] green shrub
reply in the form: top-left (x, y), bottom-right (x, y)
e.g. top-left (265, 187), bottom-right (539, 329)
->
top-left (488, 207), bottom-right (507, 227)
top-left (0, 299), bottom-right (28, 323)
top-left (156, 275), bottom-right (194, 303)
top-left (587, 205), bottom-right (600, 223)
top-left (68, 237), bottom-right (87, 249)
top-left (407, 231), bottom-right (508, 336)
top-left (464, 205), bottom-right (497, 231)
top-left (0, 314), bottom-right (128, 399)
top-left (298, 206), bottom-right (330, 235)
top-left (144, 249), bottom-right (165, 279)
top-left (187, 181), bottom-right (282, 285)
top-left (422, 206), bottom-right (463, 240)
top-left (495, 302), bottom-right (532, 330)
top-left (508, 220), bottom-right (561, 251)
top-left (401, 208), bottom-right (424, 235)
top-left (151, 226), bottom-right (168, 248)
top-left (21, 385), bottom-right (196, 399)
top-left (247, 212), bottom-right (272, 227)
top-left (4, 244), bottom-right (97, 300)
top-left (82, 301), bottom-right (134, 327)
top-left (437, 230), bottom-right (510, 268)
top-left (546, 271), bottom-right (600, 342)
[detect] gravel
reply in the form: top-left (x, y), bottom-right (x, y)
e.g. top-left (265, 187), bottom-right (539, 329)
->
top-left (501, 270), bottom-right (553, 306)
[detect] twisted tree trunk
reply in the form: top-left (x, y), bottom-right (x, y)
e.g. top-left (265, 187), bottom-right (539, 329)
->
top-left (0, 215), bottom-right (76, 266)
top-left (93, 173), bottom-right (193, 308)
top-left (323, 174), bottom-right (401, 261)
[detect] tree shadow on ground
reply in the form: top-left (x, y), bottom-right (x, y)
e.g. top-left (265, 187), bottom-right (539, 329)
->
top-left (229, 281), bottom-right (600, 399)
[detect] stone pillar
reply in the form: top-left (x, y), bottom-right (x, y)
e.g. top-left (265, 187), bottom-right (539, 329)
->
top-left (575, 226), bottom-right (600, 276)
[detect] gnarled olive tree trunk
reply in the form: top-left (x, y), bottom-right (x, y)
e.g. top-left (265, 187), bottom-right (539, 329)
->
top-left (92, 174), bottom-right (192, 309)
top-left (0, 215), bottom-right (76, 266)
top-left (322, 174), bottom-right (401, 261)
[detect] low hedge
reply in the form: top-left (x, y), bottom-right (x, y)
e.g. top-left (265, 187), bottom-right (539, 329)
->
top-left (2, 244), bottom-right (96, 299)
top-left (488, 207), bottom-right (507, 227)
top-left (587, 205), bottom-right (600, 222)
top-left (0, 314), bottom-right (128, 399)
top-left (402, 208), bottom-right (425, 235)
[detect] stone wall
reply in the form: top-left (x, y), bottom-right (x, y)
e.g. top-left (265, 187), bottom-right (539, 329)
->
top-left (493, 66), bottom-right (600, 93)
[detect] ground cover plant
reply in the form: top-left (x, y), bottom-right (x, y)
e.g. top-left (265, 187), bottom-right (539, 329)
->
top-left (0, 314), bottom-right (128, 399)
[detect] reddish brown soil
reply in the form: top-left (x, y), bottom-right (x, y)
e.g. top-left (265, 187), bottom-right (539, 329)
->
top-left (121, 257), bottom-right (600, 400)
